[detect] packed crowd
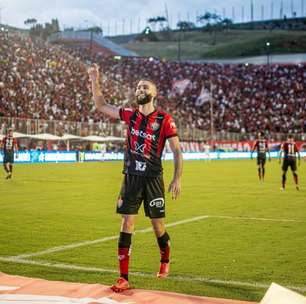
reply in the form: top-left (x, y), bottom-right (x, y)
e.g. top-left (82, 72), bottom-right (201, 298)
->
top-left (0, 31), bottom-right (305, 136)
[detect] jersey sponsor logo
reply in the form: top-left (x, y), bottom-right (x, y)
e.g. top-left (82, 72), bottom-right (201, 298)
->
top-left (131, 127), bottom-right (156, 141)
top-left (135, 160), bottom-right (146, 171)
top-left (135, 142), bottom-right (146, 153)
top-left (149, 198), bottom-right (165, 208)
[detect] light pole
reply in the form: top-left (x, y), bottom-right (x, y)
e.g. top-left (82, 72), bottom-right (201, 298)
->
top-left (209, 82), bottom-right (214, 140)
top-left (177, 30), bottom-right (182, 61)
top-left (266, 41), bottom-right (271, 66)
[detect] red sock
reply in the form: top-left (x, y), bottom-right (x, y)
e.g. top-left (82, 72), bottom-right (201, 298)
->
top-left (159, 244), bottom-right (170, 263)
top-left (118, 247), bottom-right (130, 280)
top-left (158, 232), bottom-right (170, 263)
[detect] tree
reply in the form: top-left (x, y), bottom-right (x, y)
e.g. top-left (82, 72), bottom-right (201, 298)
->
top-left (86, 26), bottom-right (103, 34)
top-left (177, 21), bottom-right (196, 31)
top-left (197, 12), bottom-right (212, 25)
top-left (222, 18), bottom-right (233, 31)
top-left (136, 26), bottom-right (158, 42)
top-left (29, 18), bottom-right (60, 40)
top-left (24, 18), bottom-right (37, 27)
top-left (148, 16), bottom-right (167, 31)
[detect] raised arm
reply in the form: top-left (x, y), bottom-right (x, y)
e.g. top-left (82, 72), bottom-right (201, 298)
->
top-left (250, 141), bottom-right (257, 159)
top-left (88, 64), bottom-right (120, 120)
top-left (167, 136), bottom-right (183, 200)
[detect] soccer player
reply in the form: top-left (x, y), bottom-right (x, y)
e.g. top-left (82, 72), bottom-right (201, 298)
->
top-left (88, 64), bottom-right (183, 292)
top-left (279, 135), bottom-right (301, 191)
top-left (1, 128), bottom-right (18, 179)
top-left (203, 140), bottom-right (211, 161)
top-left (251, 132), bottom-right (271, 182)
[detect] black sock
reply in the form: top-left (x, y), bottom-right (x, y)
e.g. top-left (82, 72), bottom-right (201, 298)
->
top-left (282, 174), bottom-right (286, 188)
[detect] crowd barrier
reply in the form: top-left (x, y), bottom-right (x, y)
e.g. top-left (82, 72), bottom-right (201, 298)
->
top-left (0, 151), bottom-right (305, 163)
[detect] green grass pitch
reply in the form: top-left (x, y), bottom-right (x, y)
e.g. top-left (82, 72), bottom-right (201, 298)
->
top-left (0, 160), bottom-right (305, 302)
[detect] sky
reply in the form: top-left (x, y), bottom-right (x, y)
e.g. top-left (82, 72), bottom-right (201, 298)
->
top-left (0, 0), bottom-right (304, 35)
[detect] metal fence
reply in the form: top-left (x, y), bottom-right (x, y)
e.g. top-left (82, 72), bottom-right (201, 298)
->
top-left (0, 116), bottom-right (305, 141)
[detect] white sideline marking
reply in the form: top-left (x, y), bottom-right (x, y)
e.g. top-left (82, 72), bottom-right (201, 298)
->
top-left (10, 215), bottom-right (305, 260)
top-left (0, 285), bottom-right (19, 291)
top-left (11, 215), bottom-right (210, 259)
top-left (208, 215), bottom-right (306, 223)
top-left (0, 256), bottom-right (305, 293)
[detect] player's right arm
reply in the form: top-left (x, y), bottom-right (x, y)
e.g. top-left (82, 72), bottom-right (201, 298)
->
top-left (88, 64), bottom-right (120, 120)
top-left (278, 144), bottom-right (283, 164)
top-left (266, 142), bottom-right (271, 161)
top-left (250, 141), bottom-right (257, 159)
top-left (295, 144), bottom-right (301, 166)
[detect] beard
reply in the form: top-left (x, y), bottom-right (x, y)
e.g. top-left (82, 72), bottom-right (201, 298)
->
top-left (136, 93), bottom-right (152, 105)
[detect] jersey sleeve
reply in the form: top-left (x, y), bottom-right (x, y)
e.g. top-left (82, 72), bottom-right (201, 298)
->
top-left (164, 115), bottom-right (178, 139)
top-left (119, 108), bottom-right (134, 124)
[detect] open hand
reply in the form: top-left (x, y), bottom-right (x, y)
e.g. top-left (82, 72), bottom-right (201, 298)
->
top-left (168, 178), bottom-right (181, 200)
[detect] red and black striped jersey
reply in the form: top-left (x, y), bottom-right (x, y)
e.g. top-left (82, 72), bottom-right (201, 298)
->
top-left (252, 140), bottom-right (268, 154)
top-left (281, 142), bottom-right (299, 159)
top-left (119, 108), bottom-right (178, 177)
top-left (2, 136), bottom-right (17, 152)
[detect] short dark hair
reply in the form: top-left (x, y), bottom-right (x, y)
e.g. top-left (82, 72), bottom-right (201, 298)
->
top-left (139, 78), bottom-right (156, 85)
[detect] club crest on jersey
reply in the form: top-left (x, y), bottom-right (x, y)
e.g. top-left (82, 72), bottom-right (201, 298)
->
top-left (150, 122), bottom-right (160, 131)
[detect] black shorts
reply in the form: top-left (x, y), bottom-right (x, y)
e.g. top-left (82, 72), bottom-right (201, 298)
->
top-left (282, 159), bottom-right (297, 172)
top-left (3, 151), bottom-right (14, 164)
top-left (257, 155), bottom-right (266, 166)
top-left (117, 174), bottom-right (165, 218)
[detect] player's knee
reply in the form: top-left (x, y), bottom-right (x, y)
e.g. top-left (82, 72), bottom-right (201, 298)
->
top-left (121, 215), bottom-right (135, 233)
top-left (118, 231), bottom-right (132, 248)
top-left (157, 231), bottom-right (170, 248)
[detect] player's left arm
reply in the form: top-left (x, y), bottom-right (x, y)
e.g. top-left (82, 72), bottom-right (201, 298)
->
top-left (14, 139), bottom-right (18, 158)
top-left (266, 143), bottom-right (271, 161)
top-left (278, 144), bottom-right (283, 164)
top-left (296, 144), bottom-right (301, 166)
top-left (168, 136), bottom-right (183, 200)
top-left (250, 141), bottom-right (257, 159)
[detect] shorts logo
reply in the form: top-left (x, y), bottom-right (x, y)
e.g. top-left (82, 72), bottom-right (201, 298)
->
top-left (117, 197), bottom-right (123, 208)
top-left (135, 160), bottom-right (146, 171)
top-left (149, 198), bottom-right (165, 208)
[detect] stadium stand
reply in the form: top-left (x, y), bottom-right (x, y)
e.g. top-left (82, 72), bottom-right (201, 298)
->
top-left (0, 31), bottom-right (305, 140)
